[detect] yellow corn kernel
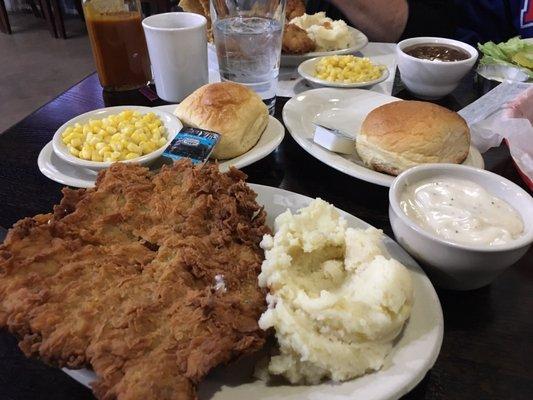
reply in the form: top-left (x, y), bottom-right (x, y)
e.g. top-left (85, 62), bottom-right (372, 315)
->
top-left (151, 130), bottom-right (161, 141)
top-left (99, 146), bottom-right (112, 155)
top-left (139, 141), bottom-right (154, 154)
top-left (62, 127), bottom-right (74, 138)
top-left (80, 147), bottom-right (91, 160)
top-left (130, 130), bottom-right (142, 144)
top-left (121, 126), bottom-right (134, 136)
top-left (94, 142), bottom-right (107, 151)
top-left (88, 136), bottom-right (100, 146)
top-left (70, 137), bottom-right (83, 148)
top-left (91, 153), bottom-right (103, 162)
top-left (124, 152), bottom-right (140, 160)
top-left (127, 142), bottom-right (141, 153)
top-left (68, 146), bottom-right (79, 157)
top-left (111, 142), bottom-right (123, 152)
top-left (89, 119), bottom-right (102, 128)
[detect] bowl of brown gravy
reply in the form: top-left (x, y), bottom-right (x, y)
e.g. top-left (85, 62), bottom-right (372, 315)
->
top-left (396, 37), bottom-right (478, 99)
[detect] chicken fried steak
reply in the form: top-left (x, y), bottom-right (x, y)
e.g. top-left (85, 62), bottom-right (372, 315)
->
top-left (0, 160), bottom-right (270, 400)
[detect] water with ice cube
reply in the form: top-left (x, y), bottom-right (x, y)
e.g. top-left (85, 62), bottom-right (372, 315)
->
top-left (214, 17), bottom-right (283, 111)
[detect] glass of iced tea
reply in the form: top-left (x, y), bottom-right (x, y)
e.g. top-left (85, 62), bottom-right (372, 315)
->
top-left (83, 0), bottom-right (151, 91)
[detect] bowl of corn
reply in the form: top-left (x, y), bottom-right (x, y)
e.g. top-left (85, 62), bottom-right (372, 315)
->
top-left (297, 55), bottom-right (389, 88)
top-left (52, 106), bottom-right (182, 171)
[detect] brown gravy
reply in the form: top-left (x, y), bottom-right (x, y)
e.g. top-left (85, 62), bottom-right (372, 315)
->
top-left (403, 44), bottom-right (470, 62)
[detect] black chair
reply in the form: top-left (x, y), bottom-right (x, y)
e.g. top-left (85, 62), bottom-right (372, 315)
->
top-left (0, 0), bottom-right (57, 36)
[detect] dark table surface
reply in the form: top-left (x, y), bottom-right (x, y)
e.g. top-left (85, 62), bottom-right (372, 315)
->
top-left (0, 71), bottom-right (531, 400)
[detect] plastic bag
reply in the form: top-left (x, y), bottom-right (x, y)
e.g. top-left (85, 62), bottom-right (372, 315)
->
top-left (459, 82), bottom-right (533, 190)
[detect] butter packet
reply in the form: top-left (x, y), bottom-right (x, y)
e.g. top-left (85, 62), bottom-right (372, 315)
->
top-left (163, 127), bottom-right (220, 165)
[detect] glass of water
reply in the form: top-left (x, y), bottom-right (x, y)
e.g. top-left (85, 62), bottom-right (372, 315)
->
top-left (211, 0), bottom-right (286, 112)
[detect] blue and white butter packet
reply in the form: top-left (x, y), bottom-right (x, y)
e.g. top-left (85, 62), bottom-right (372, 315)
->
top-left (163, 127), bottom-right (220, 165)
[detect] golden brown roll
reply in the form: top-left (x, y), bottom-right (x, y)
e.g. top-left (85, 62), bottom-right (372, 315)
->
top-left (356, 101), bottom-right (470, 176)
top-left (174, 82), bottom-right (269, 160)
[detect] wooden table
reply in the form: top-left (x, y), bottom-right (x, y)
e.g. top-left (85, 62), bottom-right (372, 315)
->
top-left (0, 72), bottom-right (531, 400)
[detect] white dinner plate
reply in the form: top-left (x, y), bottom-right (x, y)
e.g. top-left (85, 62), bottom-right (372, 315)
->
top-left (477, 64), bottom-right (533, 84)
top-left (281, 27), bottom-right (369, 67)
top-left (156, 106), bottom-right (284, 173)
top-left (64, 183), bottom-right (444, 400)
top-left (283, 88), bottom-right (485, 187)
top-left (38, 141), bottom-right (99, 188)
top-left (38, 107), bottom-right (284, 188)
top-left (298, 56), bottom-right (389, 88)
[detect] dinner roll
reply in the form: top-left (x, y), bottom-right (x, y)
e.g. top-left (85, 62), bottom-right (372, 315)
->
top-left (174, 82), bottom-right (269, 160)
top-left (357, 101), bottom-right (470, 176)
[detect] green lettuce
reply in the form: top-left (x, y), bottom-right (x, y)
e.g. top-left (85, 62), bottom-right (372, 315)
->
top-left (478, 37), bottom-right (533, 78)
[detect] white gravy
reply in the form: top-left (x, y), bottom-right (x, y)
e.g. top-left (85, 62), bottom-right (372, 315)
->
top-left (399, 177), bottom-right (524, 246)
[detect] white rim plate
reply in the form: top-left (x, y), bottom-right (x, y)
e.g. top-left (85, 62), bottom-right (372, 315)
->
top-left (281, 27), bottom-right (369, 67)
top-left (476, 65), bottom-right (533, 84)
top-left (64, 183), bottom-right (443, 400)
top-left (38, 141), bottom-right (98, 188)
top-left (283, 88), bottom-right (485, 187)
top-left (38, 106), bottom-right (284, 188)
top-left (298, 57), bottom-right (390, 88)
top-left (156, 105), bottom-right (284, 172)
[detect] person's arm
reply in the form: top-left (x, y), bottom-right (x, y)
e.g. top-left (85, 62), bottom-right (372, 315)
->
top-left (326, 0), bottom-right (408, 42)
top-left (323, 0), bottom-right (455, 42)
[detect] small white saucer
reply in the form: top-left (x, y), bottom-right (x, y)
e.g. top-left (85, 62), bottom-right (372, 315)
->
top-left (38, 141), bottom-right (98, 188)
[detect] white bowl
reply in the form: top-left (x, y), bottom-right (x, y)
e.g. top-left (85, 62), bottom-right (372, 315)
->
top-left (297, 56), bottom-right (389, 88)
top-left (396, 37), bottom-right (478, 99)
top-left (389, 164), bottom-right (533, 290)
top-left (52, 106), bottom-right (182, 171)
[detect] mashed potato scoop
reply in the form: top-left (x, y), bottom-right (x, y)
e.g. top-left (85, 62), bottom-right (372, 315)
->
top-left (258, 199), bottom-right (414, 384)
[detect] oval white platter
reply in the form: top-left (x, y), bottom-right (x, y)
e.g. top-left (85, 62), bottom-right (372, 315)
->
top-left (38, 105), bottom-right (284, 188)
top-left (281, 27), bottom-right (369, 67)
top-left (63, 184), bottom-right (443, 400)
top-left (282, 88), bottom-right (485, 187)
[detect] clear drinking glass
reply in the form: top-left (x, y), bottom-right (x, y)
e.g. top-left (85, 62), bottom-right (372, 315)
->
top-left (210, 0), bottom-right (286, 112)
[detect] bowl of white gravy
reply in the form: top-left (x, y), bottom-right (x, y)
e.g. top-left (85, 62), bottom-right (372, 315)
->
top-left (389, 164), bottom-right (533, 290)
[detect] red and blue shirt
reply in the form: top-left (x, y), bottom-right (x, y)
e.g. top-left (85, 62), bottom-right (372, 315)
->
top-left (455, 0), bottom-right (533, 44)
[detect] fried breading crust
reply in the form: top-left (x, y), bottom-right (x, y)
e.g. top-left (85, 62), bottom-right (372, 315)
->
top-left (286, 0), bottom-right (306, 21)
top-left (282, 23), bottom-right (316, 54)
top-left (0, 160), bottom-right (270, 400)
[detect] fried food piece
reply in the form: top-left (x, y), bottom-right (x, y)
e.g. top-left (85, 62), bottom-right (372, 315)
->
top-left (180, 0), bottom-right (306, 43)
top-left (179, 0), bottom-right (213, 41)
top-left (0, 160), bottom-right (270, 400)
top-left (286, 0), bottom-right (306, 21)
top-left (282, 23), bottom-right (316, 54)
